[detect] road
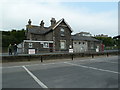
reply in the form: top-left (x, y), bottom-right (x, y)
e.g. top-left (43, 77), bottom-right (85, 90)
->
top-left (2, 56), bottom-right (119, 88)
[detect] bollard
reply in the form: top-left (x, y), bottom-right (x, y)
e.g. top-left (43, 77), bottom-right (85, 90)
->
top-left (92, 54), bottom-right (94, 58)
top-left (107, 53), bottom-right (109, 57)
top-left (41, 56), bottom-right (43, 62)
top-left (82, 53), bottom-right (84, 57)
top-left (72, 54), bottom-right (73, 60)
top-left (28, 55), bottom-right (31, 61)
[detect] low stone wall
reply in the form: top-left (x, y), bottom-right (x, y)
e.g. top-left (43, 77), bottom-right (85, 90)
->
top-left (1, 51), bottom-right (119, 63)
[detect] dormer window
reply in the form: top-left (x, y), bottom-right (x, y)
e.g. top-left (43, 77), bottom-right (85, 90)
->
top-left (60, 28), bottom-right (65, 36)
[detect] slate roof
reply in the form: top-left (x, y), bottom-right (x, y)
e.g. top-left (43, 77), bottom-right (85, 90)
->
top-left (72, 35), bottom-right (100, 42)
top-left (27, 18), bottom-right (72, 35)
top-left (28, 26), bottom-right (52, 35)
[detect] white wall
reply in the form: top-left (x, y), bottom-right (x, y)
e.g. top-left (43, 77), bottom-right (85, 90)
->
top-left (73, 41), bottom-right (88, 53)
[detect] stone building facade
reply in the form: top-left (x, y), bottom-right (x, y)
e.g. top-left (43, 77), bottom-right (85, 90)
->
top-left (17, 18), bottom-right (102, 54)
top-left (22, 18), bottom-right (73, 54)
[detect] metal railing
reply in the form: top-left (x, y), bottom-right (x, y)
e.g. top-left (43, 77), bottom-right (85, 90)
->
top-left (1, 50), bottom-right (119, 63)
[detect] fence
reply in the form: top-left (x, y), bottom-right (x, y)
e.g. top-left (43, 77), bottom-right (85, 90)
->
top-left (1, 51), bottom-right (119, 63)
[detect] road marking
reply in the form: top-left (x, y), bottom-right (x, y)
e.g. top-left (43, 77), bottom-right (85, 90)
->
top-left (22, 66), bottom-right (48, 88)
top-left (64, 62), bottom-right (120, 74)
top-left (88, 58), bottom-right (118, 64)
top-left (2, 65), bottom-right (22, 69)
top-left (42, 63), bottom-right (55, 65)
top-left (2, 60), bottom-right (117, 69)
top-left (2, 63), bottom-right (57, 69)
top-left (2, 56), bottom-right (118, 69)
top-left (89, 60), bottom-right (118, 64)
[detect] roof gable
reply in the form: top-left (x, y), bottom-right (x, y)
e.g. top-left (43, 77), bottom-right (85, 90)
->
top-left (52, 18), bottom-right (73, 32)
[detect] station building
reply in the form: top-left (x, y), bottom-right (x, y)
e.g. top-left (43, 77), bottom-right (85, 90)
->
top-left (18, 18), bottom-right (73, 54)
top-left (18, 18), bottom-right (102, 54)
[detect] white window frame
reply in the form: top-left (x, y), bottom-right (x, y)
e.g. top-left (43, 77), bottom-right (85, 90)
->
top-left (60, 40), bottom-right (66, 49)
top-left (60, 28), bottom-right (65, 36)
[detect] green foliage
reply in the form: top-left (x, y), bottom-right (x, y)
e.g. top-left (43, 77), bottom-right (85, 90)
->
top-left (114, 38), bottom-right (120, 48)
top-left (2, 29), bottom-right (26, 47)
top-left (94, 36), bottom-right (119, 49)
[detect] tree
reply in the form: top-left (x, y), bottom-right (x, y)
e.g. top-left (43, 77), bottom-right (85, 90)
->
top-left (2, 29), bottom-right (26, 47)
top-left (94, 37), bottom-right (115, 47)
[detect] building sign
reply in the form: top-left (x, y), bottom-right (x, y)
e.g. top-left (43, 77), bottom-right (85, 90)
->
top-left (69, 49), bottom-right (73, 53)
top-left (28, 49), bottom-right (35, 54)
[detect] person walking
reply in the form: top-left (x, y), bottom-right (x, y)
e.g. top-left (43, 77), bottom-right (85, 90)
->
top-left (13, 44), bottom-right (18, 55)
top-left (8, 44), bottom-right (12, 55)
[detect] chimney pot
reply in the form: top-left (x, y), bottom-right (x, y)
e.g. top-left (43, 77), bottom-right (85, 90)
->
top-left (40, 20), bottom-right (44, 28)
top-left (50, 18), bottom-right (56, 26)
top-left (28, 19), bottom-right (32, 25)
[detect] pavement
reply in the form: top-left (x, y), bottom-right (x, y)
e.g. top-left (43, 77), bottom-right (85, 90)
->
top-left (2, 55), bottom-right (119, 88)
top-left (1, 52), bottom-right (70, 57)
top-left (1, 49), bottom-right (119, 57)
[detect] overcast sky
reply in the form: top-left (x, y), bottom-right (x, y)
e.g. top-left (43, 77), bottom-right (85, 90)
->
top-left (0, 0), bottom-right (119, 37)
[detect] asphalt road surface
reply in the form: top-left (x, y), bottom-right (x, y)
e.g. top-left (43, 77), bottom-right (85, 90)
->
top-left (2, 56), bottom-right (119, 88)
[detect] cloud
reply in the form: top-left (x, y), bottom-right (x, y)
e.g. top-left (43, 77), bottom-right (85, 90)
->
top-left (0, 0), bottom-right (118, 36)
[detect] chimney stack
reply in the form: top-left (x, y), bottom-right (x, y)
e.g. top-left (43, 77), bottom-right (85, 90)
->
top-left (40, 20), bottom-right (44, 28)
top-left (50, 18), bottom-right (56, 26)
top-left (28, 19), bottom-right (32, 25)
